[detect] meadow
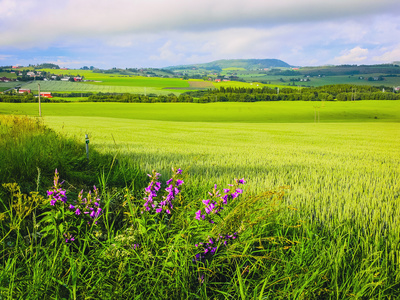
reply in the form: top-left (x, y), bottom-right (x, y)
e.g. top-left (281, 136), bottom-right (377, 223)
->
top-left (18, 81), bottom-right (182, 95)
top-left (1, 101), bottom-right (399, 298)
top-left (1, 101), bottom-right (399, 123)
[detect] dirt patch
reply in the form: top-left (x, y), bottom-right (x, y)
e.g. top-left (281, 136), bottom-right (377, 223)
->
top-left (189, 81), bottom-right (214, 88)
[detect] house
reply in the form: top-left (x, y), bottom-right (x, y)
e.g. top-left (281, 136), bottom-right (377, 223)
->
top-left (0, 77), bottom-right (11, 82)
top-left (12, 66), bottom-right (19, 69)
top-left (74, 77), bottom-right (82, 82)
top-left (27, 71), bottom-right (35, 77)
top-left (61, 77), bottom-right (70, 81)
top-left (40, 92), bottom-right (52, 98)
top-left (18, 89), bottom-right (31, 93)
top-left (394, 86), bottom-right (400, 92)
top-left (215, 79), bottom-right (221, 82)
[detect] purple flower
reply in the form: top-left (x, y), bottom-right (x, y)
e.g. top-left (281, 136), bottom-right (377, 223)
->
top-left (75, 208), bottom-right (81, 215)
top-left (176, 179), bottom-right (184, 186)
top-left (156, 208), bottom-right (163, 213)
top-left (176, 168), bottom-right (182, 174)
top-left (202, 199), bottom-right (210, 205)
top-left (69, 204), bottom-right (75, 210)
top-left (50, 199), bottom-right (56, 206)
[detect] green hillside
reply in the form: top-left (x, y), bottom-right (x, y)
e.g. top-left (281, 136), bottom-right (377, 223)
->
top-left (166, 58), bottom-right (292, 71)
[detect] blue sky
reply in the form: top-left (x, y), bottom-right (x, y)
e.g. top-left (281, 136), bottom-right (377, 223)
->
top-left (1, 0), bottom-right (399, 69)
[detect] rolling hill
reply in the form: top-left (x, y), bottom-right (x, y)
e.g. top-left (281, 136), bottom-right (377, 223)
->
top-left (165, 58), bottom-right (292, 71)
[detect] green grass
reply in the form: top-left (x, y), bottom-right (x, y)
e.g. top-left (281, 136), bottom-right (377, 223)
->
top-left (0, 82), bottom-right (18, 90)
top-left (1, 101), bottom-right (399, 123)
top-left (1, 101), bottom-right (399, 298)
top-left (43, 114), bottom-right (400, 298)
top-left (241, 74), bottom-right (400, 87)
top-left (18, 81), bottom-right (181, 95)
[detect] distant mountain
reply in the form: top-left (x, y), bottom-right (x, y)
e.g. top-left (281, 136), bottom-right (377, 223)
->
top-left (165, 59), bottom-right (292, 71)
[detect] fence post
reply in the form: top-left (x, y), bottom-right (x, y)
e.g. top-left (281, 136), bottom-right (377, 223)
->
top-left (85, 134), bottom-right (89, 160)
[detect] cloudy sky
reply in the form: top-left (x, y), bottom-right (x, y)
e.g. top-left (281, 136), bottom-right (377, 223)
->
top-left (1, 0), bottom-right (399, 68)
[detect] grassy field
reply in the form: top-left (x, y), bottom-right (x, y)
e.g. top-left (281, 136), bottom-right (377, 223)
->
top-left (1, 101), bottom-right (399, 298)
top-left (18, 81), bottom-right (181, 95)
top-left (0, 82), bottom-right (19, 92)
top-left (1, 101), bottom-right (399, 123)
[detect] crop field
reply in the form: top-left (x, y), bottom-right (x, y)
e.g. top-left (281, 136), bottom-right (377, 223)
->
top-left (18, 80), bottom-right (181, 95)
top-left (1, 100), bottom-right (399, 297)
top-left (9, 101), bottom-right (399, 251)
top-left (0, 82), bottom-right (17, 92)
top-left (1, 101), bottom-right (399, 123)
top-left (238, 74), bottom-right (400, 87)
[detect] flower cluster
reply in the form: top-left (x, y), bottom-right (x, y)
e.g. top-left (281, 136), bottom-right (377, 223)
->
top-left (194, 178), bottom-right (245, 262)
top-left (142, 168), bottom-right (183, 215)
top-left (73, 186), bottom-right (102, 224)
top-left (47, 169), bottom-right (103, 243)
top-left (195, 178), bottom-right (246, 223)
top-left (64, 232), bottom-right (75, 243)
top-left (193, 232), bottom-right (238, 262)
top-left (47, 169), bottom-right (67, 206)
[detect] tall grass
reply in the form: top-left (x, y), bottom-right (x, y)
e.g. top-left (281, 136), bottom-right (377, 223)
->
top-left (0, 115), bottom-right (146, 198)
top-left (1, 113), bottom-right (399, 298)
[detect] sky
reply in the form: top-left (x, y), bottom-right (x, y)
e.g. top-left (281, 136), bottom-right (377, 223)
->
top-left (0, 0), bottom-right (399, 69)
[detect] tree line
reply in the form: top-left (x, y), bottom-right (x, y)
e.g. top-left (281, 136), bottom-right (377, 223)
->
top-left (1, 84), bottom-right (399, 103)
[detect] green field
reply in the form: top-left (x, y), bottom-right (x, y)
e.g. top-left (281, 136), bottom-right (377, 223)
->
top-left (0, 82), bottom-right (18, 92)
top-left (4, 101), bottom-right (397, 242)
top-left (18, 81), bottom-right (181, 95)
top-left (1, 101), bottom-right (399, 123)
top-left (1, 101), bottom-right (400, 297)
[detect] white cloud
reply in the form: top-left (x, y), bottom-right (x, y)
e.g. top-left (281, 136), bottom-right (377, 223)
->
top-left (1, 0), bottom-right (400, 67)
top-left (373, 44), bottom-right (400, 63)
top-left (1, 0), bottom-right (399, 47)
top-left (333, 47), bottom-right (369, 64)
top-left (0, 54), bottom-right (13, 60)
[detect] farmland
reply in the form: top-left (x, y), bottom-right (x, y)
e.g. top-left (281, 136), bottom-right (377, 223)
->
top-left (1, 101), bottom-right (399, 122)
top-left (1, 99), bottom-right (399, 298)
top-left (18, 80), bottom-right (187, 95)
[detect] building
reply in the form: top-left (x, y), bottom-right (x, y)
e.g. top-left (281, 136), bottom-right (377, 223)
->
top-left (40, 92), bottom-right (52, 98)
top-left (18, 89), bottom-right (31, 93)
top-left (74, 77), bottom-right (82, 82)
top-left (0, 77), bottom-right (11, 82)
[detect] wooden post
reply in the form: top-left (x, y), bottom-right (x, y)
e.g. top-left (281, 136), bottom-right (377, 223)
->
top-left (38, 83), bottom-right (42, 117)
top-left (85, 134), bottom-right (89, 160)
